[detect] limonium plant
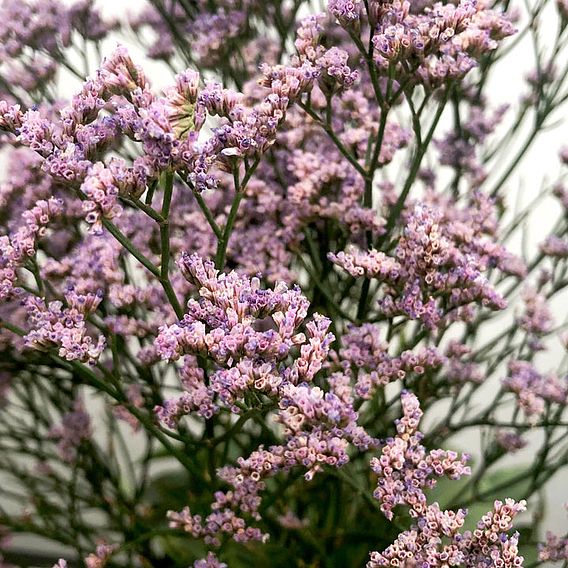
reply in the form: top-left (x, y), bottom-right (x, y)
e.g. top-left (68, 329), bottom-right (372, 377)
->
top-left (0, 0), bottom-right (568, 566)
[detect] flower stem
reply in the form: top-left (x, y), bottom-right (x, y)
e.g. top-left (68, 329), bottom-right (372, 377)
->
top-left (159, 171), bottom-right (184, 319)
top-left (215, 159), bottom-right (260, 270)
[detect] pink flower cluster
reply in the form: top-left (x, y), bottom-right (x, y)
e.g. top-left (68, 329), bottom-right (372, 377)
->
top-left (162, 255), bottom-right (379, 558)
top-left (518, 286), bottom-right (553, 336)
top-left (370, 391), bottom-right (470, 520)
top-left (539, 531), bottom-right (568, 562)
top-left (503, 360), bottom-right (567, 420)
top-left (1, 42), bottom-right (318, 224)
top-left (0, 197), bottom-right (63, 301)
top-left (155, 253), bottom-right (333, 413)
top-left (336, 323), bottom-right (446, 398)
top-left (168, 368), bottom-right (378, 551)
top-left (367, 0), bottom-right (515, 88)
top-left (155, 356), bottom-right (217, 426)
top-left (331, 204), bottom-right (508, 328)
top-left (368, 499), bottom-right (526, 567)
top-left (23, 289), bottom-right (105, 364)
top-left (363, 392), bottom-right (525, 566)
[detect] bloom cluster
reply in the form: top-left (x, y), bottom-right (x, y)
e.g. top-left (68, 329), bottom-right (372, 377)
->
top-left (368, 393), bottom-right (525, 567)
top-left (168, 368), bottom-right (378, 552)
top-left (335, 323), bottom-right (446, 398)
top-left (517, 286), bottom-right (554, 351)
top-left (155, 253), bottom-right (332, 409)
top-left (366, 0), bottom-right (515, 88)
top-left (1, 41), bottom-right (317, 227)
top-left (436, 103), bottom-right (509, 183)
top-left (331, 203), bottom-right (510, 328)
top-left (23, 289), bottom-right (105, 364)
top-left (368, 499), bottom-right (526, 567)
top-left (370, 391), bottom-right (470, 520)
top-left (539, 526), bottom-right (568, 563)
top-left (503, 360), bottom-right (567, 420)
top-left (0, 197), bottom-right (63, 301)
top-left (155, 356), bottom-right (217, 426)
top-left (162, 255), bottom-right (380, 558)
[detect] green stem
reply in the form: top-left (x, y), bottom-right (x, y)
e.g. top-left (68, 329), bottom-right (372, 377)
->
top-left (488, 125), bottom-right (540, 198)
top-left (216, 188), bottom-right (243, 270)
top-left (144, 178), bottom-right (158, 206)
top-left (179, 175), bottom-right (223, 239)
top-left (357, 108), bottom-right (391, 321)
top-left (297, 100), bottom-right (368, 180)
top-left (215, 159), bottom-right (260, 270)
top-left (64, 358), bottom-right (202, 479)
top-left (377, 86), bottom-right (452, 248)
top-left (101, 218), bottom-right (160, 278)
top-left (160, 171), bottom-right (174, 278)
top-left (0, 320), bottom-right (25, 336)
top-left (128, 196), bottom-right (165, 223)
top-left (159, 171), bottom-right (184, 319)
